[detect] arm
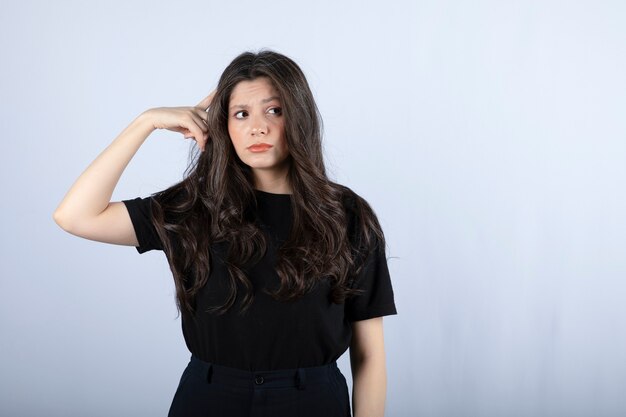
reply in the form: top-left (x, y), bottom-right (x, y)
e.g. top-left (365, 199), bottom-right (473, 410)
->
top-left (53, 94), bottom-right (213, 245)
top-left (53, 112), bottom-right (154, 245)
top-left (350, 316), bottom-right (388, 417)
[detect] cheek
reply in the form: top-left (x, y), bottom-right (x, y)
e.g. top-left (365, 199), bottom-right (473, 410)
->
top-left (227, 124), bottom-right (241, 147)
top-left (278, 130), bottom-right (286, 145)
top-left (276, 122), bottom-right (287, 148)
top-left (281, 129), bottom-right (289, 151)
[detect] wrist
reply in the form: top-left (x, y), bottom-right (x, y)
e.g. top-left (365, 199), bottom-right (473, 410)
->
top-left (137, 109), bottom-right (158, 132)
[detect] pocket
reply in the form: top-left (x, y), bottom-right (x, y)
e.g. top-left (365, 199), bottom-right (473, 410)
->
top-left (327, 368), bottom-right (351, 416)
top-left (172, 366), bottom-right (193, 397)
top-left (169, 364), bottom-right (210, 417)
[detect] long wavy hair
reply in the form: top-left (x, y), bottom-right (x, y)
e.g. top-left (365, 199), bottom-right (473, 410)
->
top-left (148, 49), bottom-right (386, 320)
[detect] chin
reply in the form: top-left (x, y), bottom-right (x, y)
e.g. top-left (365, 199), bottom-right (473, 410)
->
top-left (244, 155), bottom-right (288, 166)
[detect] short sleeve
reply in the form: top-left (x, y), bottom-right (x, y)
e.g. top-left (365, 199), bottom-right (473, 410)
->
top-left (345, 240), bottom-right (398, 322)
top-left (122, 196), bottom-right (163, 254)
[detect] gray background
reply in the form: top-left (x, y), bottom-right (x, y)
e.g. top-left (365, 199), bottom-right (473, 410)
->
top-left (1, 0), bottom-right (625, 416)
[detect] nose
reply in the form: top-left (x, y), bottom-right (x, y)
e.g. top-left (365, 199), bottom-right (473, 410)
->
top-left (251, 126), bottom-right (266, 136)
top-left (251, 116), bottom-right (267, 136)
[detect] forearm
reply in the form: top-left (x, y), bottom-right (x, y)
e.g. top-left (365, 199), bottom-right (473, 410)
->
top-left (351, 356), bottom-right (387, 417)
top-left (53, 111), bottom-right (155, 228)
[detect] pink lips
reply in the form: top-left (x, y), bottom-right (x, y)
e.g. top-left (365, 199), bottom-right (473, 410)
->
top-left (248, 143), bottom-right (273, 152)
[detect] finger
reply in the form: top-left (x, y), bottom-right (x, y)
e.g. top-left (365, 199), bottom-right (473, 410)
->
top-left (199, 132), bottom-right (210, 152)
top-left (196, 89), bottom-right (216, 110)
top-left (188, 112), bottom-right (208, 132)
top-left (201, 133), bottom-right (209, 152)
top-left (187, 127), bottom-right (206, 149)
top-left (193, 107), bottom-right (209, 124)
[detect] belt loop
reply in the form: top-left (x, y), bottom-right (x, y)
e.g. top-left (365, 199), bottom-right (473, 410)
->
top-left (296, 368), bottom-right (306, 390)
top-left (206, 363), bottom-right (213, 384)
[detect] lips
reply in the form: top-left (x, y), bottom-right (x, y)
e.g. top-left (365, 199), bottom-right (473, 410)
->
top-left (248, 143), bottom-right (273, 152)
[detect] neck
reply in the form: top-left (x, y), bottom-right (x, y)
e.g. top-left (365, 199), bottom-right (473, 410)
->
top-left (252, 164), bottom-right (291, 194)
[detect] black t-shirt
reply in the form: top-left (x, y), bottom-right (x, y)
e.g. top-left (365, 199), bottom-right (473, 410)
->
top-left (122, 188), bottom-right (397, 372)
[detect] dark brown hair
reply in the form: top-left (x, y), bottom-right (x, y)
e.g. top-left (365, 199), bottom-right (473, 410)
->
top-left (148, 49), bottom-right (386, 319)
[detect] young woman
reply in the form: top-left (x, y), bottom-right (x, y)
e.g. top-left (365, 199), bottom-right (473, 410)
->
top-left (54, 50), bottom-right (397, 417)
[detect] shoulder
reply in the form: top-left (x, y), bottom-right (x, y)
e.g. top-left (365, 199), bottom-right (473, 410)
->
top-left (336, 185), bottom-right (362, 232)
top-left (152, 182), bottom-right (192, 206)
top-left (334, 183), bottom-right (383, 251)
top-left (338, 185), bottom-right (357, 213)
top-left (336, 184), bottom-right (368, 216)
top-left (150, 182), bottom-right (196, 220)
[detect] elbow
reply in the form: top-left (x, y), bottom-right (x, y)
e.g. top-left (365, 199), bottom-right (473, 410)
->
top-left (351, 349), bottom-right (385, 369)
top-left (53, 210), bottom-right (72, 231)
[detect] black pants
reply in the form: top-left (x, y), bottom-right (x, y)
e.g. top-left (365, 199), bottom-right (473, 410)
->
top-left (168, 355), bottom-right (352, 417)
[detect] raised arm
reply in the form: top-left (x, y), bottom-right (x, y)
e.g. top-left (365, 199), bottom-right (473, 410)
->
top-left (53, 92), bottom-right (214, 246)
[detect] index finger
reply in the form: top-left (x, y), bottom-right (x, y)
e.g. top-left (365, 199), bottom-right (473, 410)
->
top-left (196, 89), bottom-right (216, 111)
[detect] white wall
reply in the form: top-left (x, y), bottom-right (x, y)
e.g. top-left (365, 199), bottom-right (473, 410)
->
top-left (1, 0), bottom-right (625, 416)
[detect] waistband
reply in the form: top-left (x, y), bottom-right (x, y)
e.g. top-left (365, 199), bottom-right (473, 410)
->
top-left (186, 355), bottom-right (338, 390)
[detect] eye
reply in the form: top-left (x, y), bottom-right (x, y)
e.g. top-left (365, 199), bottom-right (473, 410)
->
top-left (268, 107), bottom-right (282, 116)
top-left (234, 110), bottom-right (248, 119)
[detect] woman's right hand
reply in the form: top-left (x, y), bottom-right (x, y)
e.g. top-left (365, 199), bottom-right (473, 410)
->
top-left (143, 90), bottom-right (216, 152)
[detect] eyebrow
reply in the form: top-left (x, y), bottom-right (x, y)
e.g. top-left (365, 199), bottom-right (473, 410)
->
top-left (229, 96), bottom-right (281, 110)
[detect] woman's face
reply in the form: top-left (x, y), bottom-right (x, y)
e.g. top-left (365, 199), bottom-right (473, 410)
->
top-left (227, 76), bottom-right (290, 185)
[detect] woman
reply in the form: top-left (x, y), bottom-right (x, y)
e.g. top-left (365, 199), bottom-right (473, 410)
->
top-left (53, 50), bottom-right (397, 417)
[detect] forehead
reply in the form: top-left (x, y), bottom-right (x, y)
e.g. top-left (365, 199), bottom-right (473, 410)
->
top-left (229, 77), bottom-right (279, 102)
